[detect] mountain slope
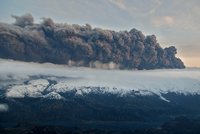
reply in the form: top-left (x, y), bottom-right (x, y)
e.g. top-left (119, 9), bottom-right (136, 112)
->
top-left (0, 59), bottom-right (199, 132)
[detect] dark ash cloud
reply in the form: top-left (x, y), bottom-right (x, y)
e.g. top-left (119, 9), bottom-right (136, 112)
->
top-left (0, 13), bottom-right (185, 69)
top-left (11, 13), bottom-right (34, 27)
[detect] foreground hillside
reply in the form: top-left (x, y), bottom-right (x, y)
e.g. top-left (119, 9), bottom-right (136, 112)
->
top-left (0, 13), bottom-right (185, 69)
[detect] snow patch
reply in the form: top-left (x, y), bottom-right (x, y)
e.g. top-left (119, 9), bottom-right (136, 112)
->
top-left (43, 92), bottom-right (64, 100)
top-left (6, 79), bottom-right (49, 98)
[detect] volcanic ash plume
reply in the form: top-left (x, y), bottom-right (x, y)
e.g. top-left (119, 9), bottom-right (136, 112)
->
top-left (0, 14), bottom-right (185, 69)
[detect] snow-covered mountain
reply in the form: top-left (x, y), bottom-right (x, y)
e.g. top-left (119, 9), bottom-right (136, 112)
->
top-left (1, 59), bottom-right (200, 102)
top-left (1, 59), bottom-right (200, 132)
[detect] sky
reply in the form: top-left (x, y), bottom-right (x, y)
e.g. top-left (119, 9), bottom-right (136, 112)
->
top-left (0, 0), bottom-right (200, 67)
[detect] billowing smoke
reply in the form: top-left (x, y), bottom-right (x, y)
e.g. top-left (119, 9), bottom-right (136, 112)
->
top-left (11, 13), bottom-right (34, 27)
top-left (0, 14), bottom-right (185, 69)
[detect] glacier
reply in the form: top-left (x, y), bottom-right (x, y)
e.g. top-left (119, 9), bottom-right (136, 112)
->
top-left (0, 59), bottom-right (200, 101)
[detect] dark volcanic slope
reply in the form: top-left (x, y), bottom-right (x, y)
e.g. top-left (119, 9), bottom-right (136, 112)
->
top-left (0, 13), bottom-right (185, 69)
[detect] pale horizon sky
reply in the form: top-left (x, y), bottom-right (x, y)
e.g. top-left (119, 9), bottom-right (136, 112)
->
top-left (0, 0), bottom-right (200, 67)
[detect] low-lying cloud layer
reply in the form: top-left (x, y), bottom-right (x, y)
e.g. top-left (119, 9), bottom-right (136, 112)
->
top-left (0, 59), bottom-right (199, 102)
top-left (0, 14), bottom-right (185, 69)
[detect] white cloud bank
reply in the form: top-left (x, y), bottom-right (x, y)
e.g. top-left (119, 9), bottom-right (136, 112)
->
top-left (1, 59), bottom-right (200, 101)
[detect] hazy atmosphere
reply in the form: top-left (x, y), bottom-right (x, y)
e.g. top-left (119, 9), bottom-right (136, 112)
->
top-left (0, 0), bottom-right (200, 67)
